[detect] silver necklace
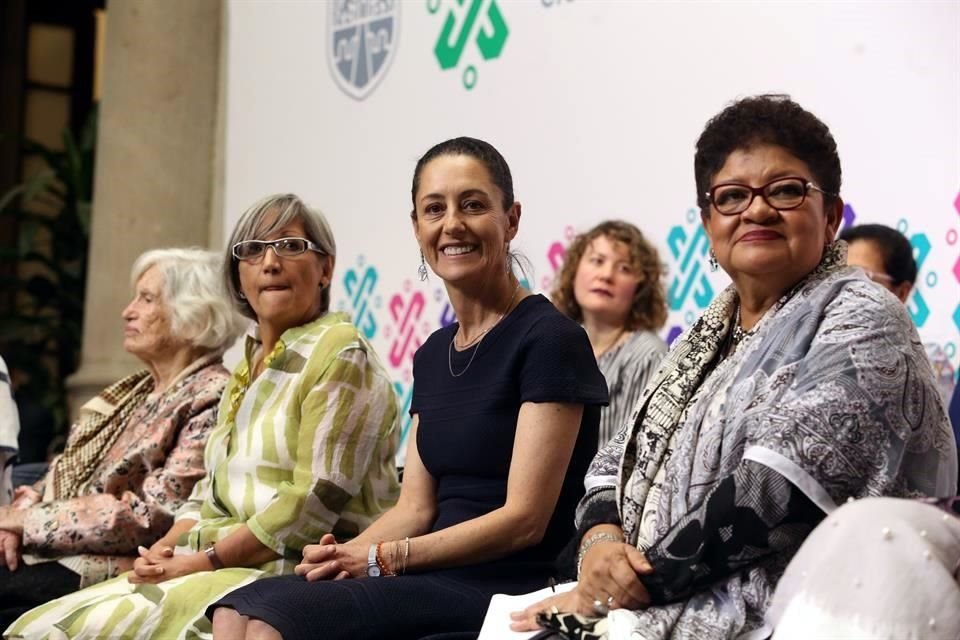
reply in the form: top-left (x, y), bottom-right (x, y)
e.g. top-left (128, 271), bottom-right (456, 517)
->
top-left (448, 281), bottom-right (522, 377)
top-left (730, 304), bottom-right (756, 347)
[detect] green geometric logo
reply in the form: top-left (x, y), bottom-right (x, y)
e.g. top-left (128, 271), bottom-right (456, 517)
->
top-left (428, 0), bottom-right (509, 90)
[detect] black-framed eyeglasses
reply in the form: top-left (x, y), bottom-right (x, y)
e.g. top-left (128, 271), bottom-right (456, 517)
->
top-left (705, 176), bottom-right (836, 216)
top-left (231, 237), bottom-right (324, 262)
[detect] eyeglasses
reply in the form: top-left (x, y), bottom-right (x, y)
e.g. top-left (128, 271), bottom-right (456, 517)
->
top-left (706, 176), bottom-right (836, 216)
top-left (231, 237), bottom-right (324, 262)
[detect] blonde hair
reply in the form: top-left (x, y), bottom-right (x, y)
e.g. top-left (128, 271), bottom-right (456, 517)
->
top-left (551, 220), bottom-right (668, 331)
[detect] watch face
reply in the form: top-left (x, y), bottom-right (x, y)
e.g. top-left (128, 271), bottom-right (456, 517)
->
top-left (368, 565), bottom-right (381, 577)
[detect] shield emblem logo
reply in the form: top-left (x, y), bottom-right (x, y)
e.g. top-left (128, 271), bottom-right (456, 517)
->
top-left (328, 0), bottom-right (400, 101)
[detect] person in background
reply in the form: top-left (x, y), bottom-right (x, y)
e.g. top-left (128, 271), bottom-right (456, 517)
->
top-left (510, 95), bottom-right (955, 640)
top-left (5, 194), bottom-right (400, 639)
top-left (551, 220), bottom-right (668, 448)
top-left (840, 223), bottom-right (955, 404)
top-left (208, 138), bottom-right (608, 640)
top-left (0, 248), bottom-right (239, 628)
top-left (0, 357), bottom-right (19, 506)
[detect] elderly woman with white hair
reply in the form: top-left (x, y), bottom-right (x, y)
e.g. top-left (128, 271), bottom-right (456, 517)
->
top-left (0, 248), bottom-right (239, 628)
top-left (5, 194), bottom-right (401, 640)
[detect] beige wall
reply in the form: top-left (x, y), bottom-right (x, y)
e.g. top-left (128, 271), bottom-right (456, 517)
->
top-left (68, 0), bottom-right (226, 413)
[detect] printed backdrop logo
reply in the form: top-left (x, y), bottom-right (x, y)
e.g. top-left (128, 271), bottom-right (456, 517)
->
top-left (328, 0), bottom-right (399, 100)
top-left (898, 219), bottom-right (934, 328)
top-left (428, 0), bottom-right (509, 90)
top-left (339, 257), bottom-right (381, 339)
top-left (665, 209), bottom-right (715, 344)
top-left (953, 190), bottom-right (960, 337)
top-left (384, 283), bottom-right (430, 370)
top-left (538, 225), bottom-right (576, 290)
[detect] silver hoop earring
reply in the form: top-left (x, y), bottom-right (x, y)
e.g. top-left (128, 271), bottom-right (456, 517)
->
top-left (708, 248), bottom-right (719, 272)
top-left (418, 252), bottom-right (428, 282)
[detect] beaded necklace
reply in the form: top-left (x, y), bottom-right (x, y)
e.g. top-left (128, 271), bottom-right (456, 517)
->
top-left (225, 340), bottom-right (285, 425)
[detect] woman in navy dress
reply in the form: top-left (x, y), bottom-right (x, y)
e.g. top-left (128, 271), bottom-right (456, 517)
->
top-left (209, 137), bottom-right (608, 640)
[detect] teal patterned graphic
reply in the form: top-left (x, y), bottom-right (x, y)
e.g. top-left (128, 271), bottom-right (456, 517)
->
top-left (428, 0), bottom-right (510, 90)
top-left (898, 219), bottom-right (933, 328)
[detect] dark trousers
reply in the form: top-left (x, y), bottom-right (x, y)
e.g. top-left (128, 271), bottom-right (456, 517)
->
top-left (0, 561), bottom-right (80, 629)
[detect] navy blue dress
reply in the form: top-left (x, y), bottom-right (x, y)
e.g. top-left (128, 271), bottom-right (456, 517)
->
top-left (211, 295), bottom-right (608, 640)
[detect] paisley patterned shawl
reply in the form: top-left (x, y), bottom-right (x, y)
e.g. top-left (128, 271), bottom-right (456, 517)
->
top-left (609, 242), bottom-right (957, 639)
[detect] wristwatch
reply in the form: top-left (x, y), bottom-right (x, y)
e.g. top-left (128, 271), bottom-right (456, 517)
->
top-left (367, 544), bottom-right (381, 577)
top-left (205, 543), bottom-right (225, 570)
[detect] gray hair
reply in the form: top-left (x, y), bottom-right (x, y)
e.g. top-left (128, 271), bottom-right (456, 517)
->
top-left (131, 248), bottom-right (245, 355)
top-left (224, 193), bottom-right (337, 320)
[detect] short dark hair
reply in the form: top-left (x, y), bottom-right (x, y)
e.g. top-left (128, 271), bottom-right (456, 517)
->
top-left (838, 223), bottom-right (917, 285)
top-left (410, 137), bottom-right (514, 215)
top-left (694, 94), bottom-right (842, 214)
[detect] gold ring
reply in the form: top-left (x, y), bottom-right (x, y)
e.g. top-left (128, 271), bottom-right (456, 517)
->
top-left (550, 605), bottom-right (559, 615)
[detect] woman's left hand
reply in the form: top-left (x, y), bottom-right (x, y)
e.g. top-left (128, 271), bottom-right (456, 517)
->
top-left (128, 551), bottom-right (209, 585)
top-left (295, 533), bottom-right (363, 581)
top-left (509, 585), bottom-right (604, 632)
top-left (0, 506), bottom-right (25, 534)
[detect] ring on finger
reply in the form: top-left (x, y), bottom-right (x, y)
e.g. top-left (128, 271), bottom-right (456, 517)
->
top-left (606, 595), bottom-right (616, 610)
top-left (591, 599), bottom-right (610, 616)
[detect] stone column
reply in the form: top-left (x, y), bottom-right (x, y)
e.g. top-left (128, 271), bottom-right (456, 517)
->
top-left (67, 0), bottom-right (225, 414)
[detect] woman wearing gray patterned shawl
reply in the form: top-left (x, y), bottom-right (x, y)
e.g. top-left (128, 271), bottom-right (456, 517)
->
top-left (510, 95), bottom-right (957, 640)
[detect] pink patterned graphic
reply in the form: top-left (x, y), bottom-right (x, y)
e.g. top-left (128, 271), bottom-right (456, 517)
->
top-left (385, 287), bottom-right (428, 369)
top-left (539, 226), bottom-right (577, 290)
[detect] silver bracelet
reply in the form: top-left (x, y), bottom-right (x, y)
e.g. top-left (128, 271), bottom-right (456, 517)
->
top-left (576, 532), bottom-right (623, 578)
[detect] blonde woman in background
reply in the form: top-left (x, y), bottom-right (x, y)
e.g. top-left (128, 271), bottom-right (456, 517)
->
top-left (551, 220), bottom-right (668, 448)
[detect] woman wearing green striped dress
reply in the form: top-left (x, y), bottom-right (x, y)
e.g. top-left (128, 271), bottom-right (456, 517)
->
top-left (5, 194), bottom-right (401, 639)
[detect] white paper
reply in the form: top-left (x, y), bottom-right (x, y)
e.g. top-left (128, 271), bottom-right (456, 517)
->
top-left (477, 581), bottom-right (578, 640)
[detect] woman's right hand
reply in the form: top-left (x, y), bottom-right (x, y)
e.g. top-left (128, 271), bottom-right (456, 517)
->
top-left (137, 541), bottom-right (175, 564)
top-left (578, 540), bottom-right (654, 611)
top-left (132, 542), bottom-right (175, 579)
top-left (295, 533), bottom-right (354, 581)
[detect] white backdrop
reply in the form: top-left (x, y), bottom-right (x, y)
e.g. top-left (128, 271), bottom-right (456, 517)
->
top-left (223, 0), bottom-right (960, 460)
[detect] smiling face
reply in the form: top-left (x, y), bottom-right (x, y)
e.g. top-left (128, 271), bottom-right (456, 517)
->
top-left (572, 235), bottom-right (640, 326)
top-left (703, 143), bottom-right (841, 289)
top-left (411, 154), bottom-right (519, 287)
top-left (122, 265), bottom-right (179, 361)
top-left (237, 215), bottom-right (332, 335)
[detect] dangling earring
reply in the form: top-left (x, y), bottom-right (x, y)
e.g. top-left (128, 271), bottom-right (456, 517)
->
top-left (418, 252), bottom-right (428, 282)
top-left (708, 248), bottom-right (719, 272)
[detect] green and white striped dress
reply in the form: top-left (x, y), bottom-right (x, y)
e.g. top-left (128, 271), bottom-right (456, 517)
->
top-left (6, 313), bottom-right (400, 639)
